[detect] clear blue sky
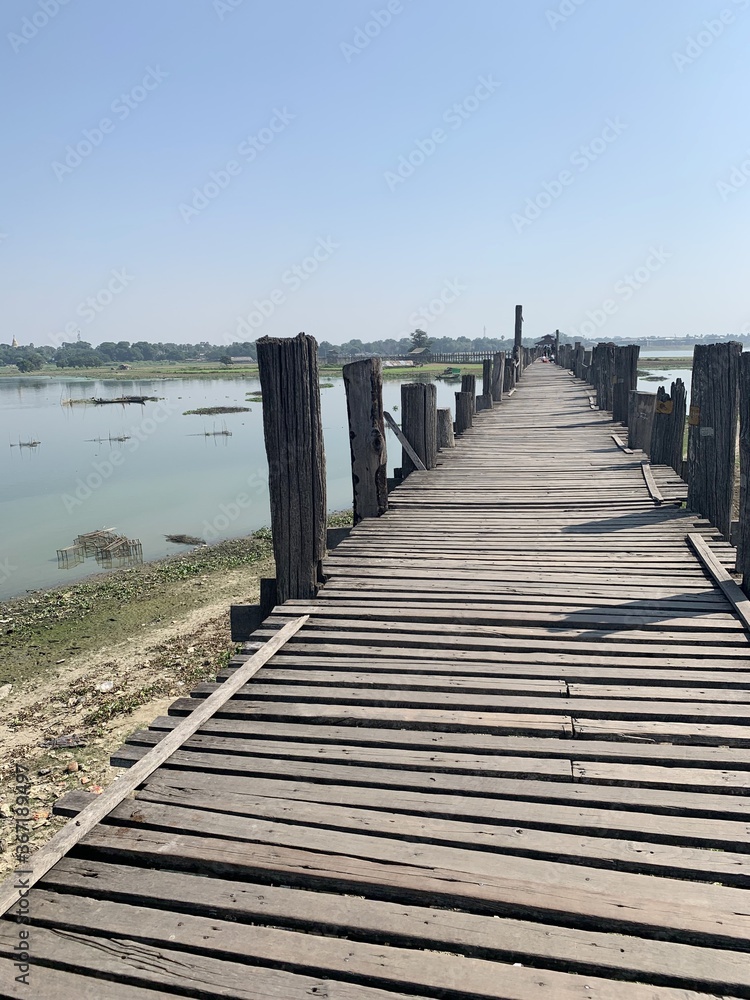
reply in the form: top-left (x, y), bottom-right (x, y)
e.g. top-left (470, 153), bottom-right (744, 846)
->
top-left (2, 0), bottom-right (749, 347)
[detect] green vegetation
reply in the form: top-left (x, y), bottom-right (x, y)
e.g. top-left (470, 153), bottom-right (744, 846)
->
top-left (0, 534), bottom-right (274, 686)
top-left (636, 357), bottom-right (693, 371)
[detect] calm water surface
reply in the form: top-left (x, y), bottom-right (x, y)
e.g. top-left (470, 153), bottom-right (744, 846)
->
top-left (0, 374), bottom-right (460, 599)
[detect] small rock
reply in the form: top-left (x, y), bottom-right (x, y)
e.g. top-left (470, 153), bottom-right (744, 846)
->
top-left (98, 680), bottom-right (114, 693)
top-left (80, 776), bottom-right (90, 785)
top-left (31, 809), bottom-right (50, 821)
top-left (187, 646), bottom-right (195, 654)
top-left (37, 768), bottom-right (51, 776)
top-left (56, 659), bottom-right (66, 664)
top-left (66, 761), bottom-right (79, 773)
top-left (0, 683), bottom-right (12, 700)
top-left (91, 785), bottom-right (104, 794)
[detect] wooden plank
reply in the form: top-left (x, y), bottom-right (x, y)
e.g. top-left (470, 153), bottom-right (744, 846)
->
top-left (2, 899), bottom-right (722, 1000)
top-left (641, 461), bottom-right (664, 504)
top-left (70, 820), bottom-right (750, 946)
top-left (0, 614), bottom-right (311, 919)
top-left (383, 409), bottom-right (427, 471)
top-left (611, 433), bottom-right (633, 454)
top-left (687, 531), bottom-right (750, 632)
top-left (138, 715), bottom-right (750, 766)
top-left (41, 858), bottom-right (750, 996)
top-left (138, 765), bottom-right (750, 820)
top-left (0, 921), bottom-right (423, 1000)
top-left (60, 789), bottom-right (750, 883)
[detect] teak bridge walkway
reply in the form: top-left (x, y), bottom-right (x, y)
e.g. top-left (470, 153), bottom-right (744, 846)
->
top-left (4, 362), bottom-right (750, 999)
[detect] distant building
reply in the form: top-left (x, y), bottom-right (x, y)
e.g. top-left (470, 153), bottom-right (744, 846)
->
top-left (229, 356), bottom-right (256, 364)
top-left (407, 346), bottom-right (433, 363)
top-left (11, 336), bottom-right (18, 348)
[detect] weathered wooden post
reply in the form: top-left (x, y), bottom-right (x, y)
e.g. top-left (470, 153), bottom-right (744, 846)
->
top-left (482, 358), bottom-right (492, 396)
top-left (461, 373), bottom-right (477, 413)
top-left (627, 391), bottom-right (657, 452)
top-left (554, 329), bottom-right (560, 362)
top-left (650, 379), bottom-right (687, 475)
top-left (477, 359), bottom-right (493, 411)
top-left (737, 353), bottom-right (750, 592)
top-left (343, 357), bottom-right (388, 524)
top-left (256, 332), bottom-right (326, 604)
top-left (437, 407), bottom-right (455, 449)
top-left (502, 358), bottom-right (514, 393)
top-left (401, 382), bottom-right (437, 475)
top-left (582, 349), bottom-right (592, 381)
top-left (613, 345), bottom-right (640, 425)
top-left (514, 305), bottom-right (523, 379)
top-left (596, 343), bottom-right (616, 411)
top-left (455, 391), bottom-right (473, 434)
top-left (573, 342), bottom-right (583, 379)
top-left (491, 351), bottom-right (505, 403)
top-left (687, 342), bottom-right (741, 539)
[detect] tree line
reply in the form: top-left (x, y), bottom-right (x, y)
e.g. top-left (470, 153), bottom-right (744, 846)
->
top-left (0, 340), bottom-right (259, 371)
top-left (0, 333), bottom-right (523, 372)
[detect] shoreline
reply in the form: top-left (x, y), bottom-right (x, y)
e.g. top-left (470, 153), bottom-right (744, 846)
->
top-left (0, 511), bottom-right (349, 878)
top-left (0, 356), bottom-right (691, 385)
top-left (0, 533), bottom-right (275, 878)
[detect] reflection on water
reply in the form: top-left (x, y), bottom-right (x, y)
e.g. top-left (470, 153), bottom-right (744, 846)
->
top-left (0, 373), bottom-right (460, 599)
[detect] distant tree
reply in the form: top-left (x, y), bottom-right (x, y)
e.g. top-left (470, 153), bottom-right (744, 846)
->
top-left (132, 341), bottom-right (155, 361)
top-left (410, 329), bottom-right (430, 350)
top-left (112, 341), bottom-right (133, 362)
top-left (55, 346), bottom-right (103, 368)
top-left (16, 352), bottom-right (45, 372)
top-left (219, 354), bottom-right (233, 366)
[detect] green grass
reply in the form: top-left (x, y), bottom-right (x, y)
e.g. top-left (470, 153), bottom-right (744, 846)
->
top-left (0, 534), bottom-right (274, 686)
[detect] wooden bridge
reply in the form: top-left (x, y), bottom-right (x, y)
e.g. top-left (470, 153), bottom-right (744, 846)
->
top-left (4, 359), bottom-right (750, 998)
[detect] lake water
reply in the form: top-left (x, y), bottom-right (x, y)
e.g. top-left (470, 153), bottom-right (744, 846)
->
top-left (640, 348), bottom-right (695, 359)
top-left (0, 373), bottom-right (461, 600)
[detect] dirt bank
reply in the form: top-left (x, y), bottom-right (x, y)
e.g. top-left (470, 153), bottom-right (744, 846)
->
top-left (0, 535), bottom-right (275, 878)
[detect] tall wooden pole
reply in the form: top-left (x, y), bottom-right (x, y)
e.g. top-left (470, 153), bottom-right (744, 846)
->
top-left (491, 351), bottom-right (505, 402)
top-left (256, 332), bottom-right (326, 603)
top-left (738, 354), bottom-right (750, 592)
top-left (514, 305), bottom-right (523, 380)
top-left (401, 382), bottom-right (437, 476)
top-left (687, 342), bottom-right (741, 540)
top-left (343, 358), bottom-right (388, 524)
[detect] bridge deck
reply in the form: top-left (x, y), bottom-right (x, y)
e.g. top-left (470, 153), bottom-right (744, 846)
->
top-left (4, 363), bottom-right (750, 999)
